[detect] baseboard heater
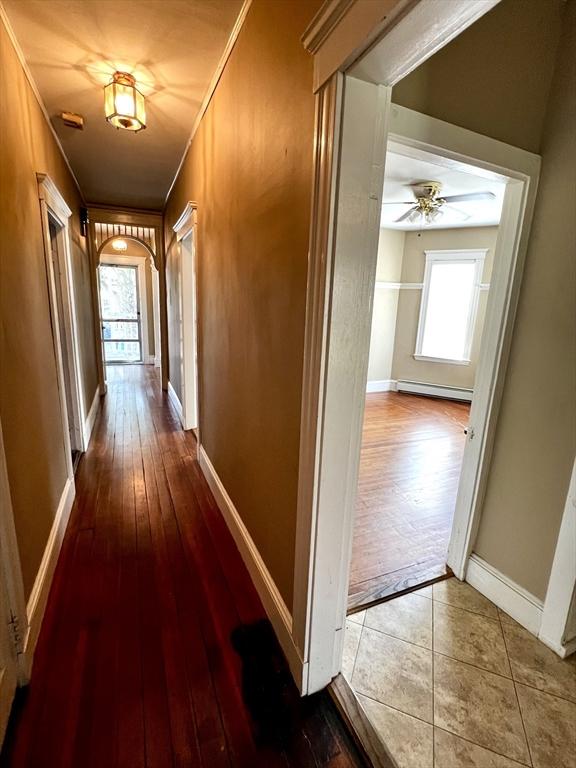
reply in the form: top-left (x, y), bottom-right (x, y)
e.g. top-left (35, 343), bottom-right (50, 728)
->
top-left (396, 380), bottom-right (473, 402)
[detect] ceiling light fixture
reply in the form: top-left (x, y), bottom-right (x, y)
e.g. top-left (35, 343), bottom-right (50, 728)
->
top-left (104, 71), bottom-right (146, 132)
top-left (111, 238), bottom-right (128, 252)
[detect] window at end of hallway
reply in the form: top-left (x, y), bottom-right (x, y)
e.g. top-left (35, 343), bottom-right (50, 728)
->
top-left (414, 249), bottom-right (487, 365)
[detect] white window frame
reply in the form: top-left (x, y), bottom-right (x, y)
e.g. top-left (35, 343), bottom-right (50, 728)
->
top-left (99, 254), bottom-right (150, 365)
top-left (414, 249), bottom-right (487, 365)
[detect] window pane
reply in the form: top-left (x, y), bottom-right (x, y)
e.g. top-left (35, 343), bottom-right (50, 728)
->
top-left (421, 261), bottom-right (476, 360)
top-left (103, 341), bottom-right (141, 362)
top-left (99, 265), bottom-right (138, 319)
top-left (102, 320), bottom-right (139, 340)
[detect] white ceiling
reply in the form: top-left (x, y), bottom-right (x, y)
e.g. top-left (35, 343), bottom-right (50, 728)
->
top-left (382, 148), bottom-right (506, 230)
top-left (3, 0), bottom-right (243, 209)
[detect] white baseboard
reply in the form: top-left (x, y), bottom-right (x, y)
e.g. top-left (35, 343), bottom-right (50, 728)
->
top-left (466, 554), bottom-right (543, 635)
top-left (366, 379), bottom-right (397, 393)
top-left (23, 476), bottom-right (75, 675)
top-left (397, 380), bottom-right (473, 402)
top-left (198, 445), bottom-right (306, 690)
top-left (167, 381), bottom-right (184, 426)
top-left (82, 388), bottom-right (101, 449)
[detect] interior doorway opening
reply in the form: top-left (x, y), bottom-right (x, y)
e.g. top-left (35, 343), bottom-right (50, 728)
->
top-left (349, 141), bottom-right (507, 611)
top-left (96, 236), bottom-right (161, 372)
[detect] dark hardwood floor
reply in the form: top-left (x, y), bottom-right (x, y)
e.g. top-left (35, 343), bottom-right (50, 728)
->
top-left (348, 391), bottom-right (470, 611)
top-left (1, 365), bottom-right (364, 768)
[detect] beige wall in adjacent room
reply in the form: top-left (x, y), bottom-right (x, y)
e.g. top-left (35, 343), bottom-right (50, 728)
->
top-left (392, 0), bottom-right (564, 154)
top-left (367, 229), bottom-right (405, 383)
top-left (474, 1), bottom-right (576, 600)
top-left (0, 20), bottom-right (98, 597)
top-left (391, 227), bottom-right (497, 390)
top-left (392, 0), bottom-right (573, 600)
top-left (164, 0), bottom-right (321, 606)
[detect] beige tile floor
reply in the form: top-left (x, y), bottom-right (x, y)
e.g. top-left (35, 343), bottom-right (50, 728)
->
top-left (343, 578), bottom-right (576, 768)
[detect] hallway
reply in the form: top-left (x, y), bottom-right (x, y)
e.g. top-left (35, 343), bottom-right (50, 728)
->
top-left (0, 366), bottom-right (362, 768)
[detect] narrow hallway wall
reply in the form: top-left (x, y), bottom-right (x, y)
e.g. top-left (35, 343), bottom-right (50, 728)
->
top-left (0, 19), bottom-right (99, 597)
top-left (164, 0), bottom-right (321, 607)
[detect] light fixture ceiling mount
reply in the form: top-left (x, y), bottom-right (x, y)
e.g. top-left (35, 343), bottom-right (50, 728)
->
top-left (104, 71), bottom-right (146, 132)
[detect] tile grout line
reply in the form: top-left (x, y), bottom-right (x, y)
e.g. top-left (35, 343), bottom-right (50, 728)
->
top-left (499, 608), bottom-right (534, 768)
top-left (354, 691), bottom-right (533, 768)
top-left (362, 613), bottom-right (576, 705)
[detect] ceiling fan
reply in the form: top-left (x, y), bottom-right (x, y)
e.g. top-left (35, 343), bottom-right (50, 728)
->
top-left (384, 181), bottom-right (496, 225)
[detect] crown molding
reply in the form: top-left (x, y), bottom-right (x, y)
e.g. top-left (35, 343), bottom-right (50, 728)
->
top-left (301, 0), bottom-right (355, 53)
top-left (164, 0), bottom-right (253, 206)
top-left (0, 2), bottom-right (84, 201)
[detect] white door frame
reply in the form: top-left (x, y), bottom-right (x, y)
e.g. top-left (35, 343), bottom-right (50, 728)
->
top-left (293, 0), bottom-right (543, 694)
top-left (99, 253), bottom-right (151, 364)
top-left (38, 173), bottom-right (87, 455)
top-left (385, 106), bottom-right (541, 577)
top-left (172, 203), bottom-right (200, 433)
top-left (0, 420), bottom-right (27, 746)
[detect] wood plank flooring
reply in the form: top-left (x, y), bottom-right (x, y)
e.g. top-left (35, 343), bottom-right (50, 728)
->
top-left (348, 392), bottom-right (470, 611)
top-left (1, 365), bottom-right (364, 768)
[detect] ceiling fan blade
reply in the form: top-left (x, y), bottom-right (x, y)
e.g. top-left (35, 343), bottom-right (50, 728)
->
top-left (445, 205), bottom-right (471, 221)
top-left (383, 200), bottom-right (417, 205)
top-left (395, 206), bottom-right (419, 223)
top-left (441, 192), bottom-right (496, 203)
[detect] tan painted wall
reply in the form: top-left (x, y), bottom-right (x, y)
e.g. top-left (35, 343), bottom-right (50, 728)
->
top-left (474, 1), bottom-right (576, 599)
top-left (367, 229), bottom-right (405, 383)
top-left (393, 0), bottom-right (573, 599)
top-left (392, 0), bottom-right (564, 154)
top-left (0, 20), bottom-right (98, 597)
top-left (164, 0), bottom-right (321, 606)
top-left (391, 227), bottom-right (497, 390)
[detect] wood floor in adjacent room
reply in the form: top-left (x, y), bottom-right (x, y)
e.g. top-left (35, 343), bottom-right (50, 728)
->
top-left (1, 365), bottom-right (363, 768)
top-left (349, 391), bottom-right (470, 611)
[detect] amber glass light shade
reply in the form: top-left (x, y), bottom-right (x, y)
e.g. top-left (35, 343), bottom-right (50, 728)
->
top-left (104, 72), bottom-right (146, 132)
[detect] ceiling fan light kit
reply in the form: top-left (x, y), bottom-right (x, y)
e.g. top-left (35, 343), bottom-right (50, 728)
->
top-left (384, 179), bottom-right (496, 226)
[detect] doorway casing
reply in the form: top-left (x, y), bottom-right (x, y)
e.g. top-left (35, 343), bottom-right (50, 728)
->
top-left (291, 0), bottom-right (546, 695)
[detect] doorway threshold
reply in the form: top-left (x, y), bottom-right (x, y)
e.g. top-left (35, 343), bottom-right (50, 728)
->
top-left (329, 674), bottom-right (398, 768)
top-left (348, 564), bottom-right (453, 615)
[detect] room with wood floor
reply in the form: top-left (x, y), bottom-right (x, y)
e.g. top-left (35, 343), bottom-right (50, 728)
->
top-left (348, 147), bottom-right (505, 612)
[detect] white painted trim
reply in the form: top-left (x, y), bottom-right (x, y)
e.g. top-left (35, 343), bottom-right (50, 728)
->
top-left (396, 380), bottom-right (473, 401)
top-left (82, 388), bottom-right (101, 449)
top-left (0, 664), bottom-right (16, 749)
top-left (366, 379), bottom-right (397, 393)
top-left (38, 174), bottom-right (85, 464)
top-left (376, 280), bottom-right (423, 289)
top-left (0, 421), bottom-right (27, 739)
top-left (466, 554), bottom-right (543, 636)
top-left (295, 2), bottom-right (540, 697)
top-left (173, 203), bottom-right (200, 434)
top-left (413, 354), bottom-right (470, 366)
top-left (22, 477), bottom-right (75, 676)
top-left (167, 381), bottom-right (183, 424)
top-left (302, 0), bottom-right (418, 92)
top-left (198, 446), bottom-right (306, 690)
top-left (350, 0), bottom-right (500, 86)
top-left (99, 253), bottom-right (151, 365)
top-left (165, 0), bottom-right (253, 203)
top-left (539, 458), bottom-right (576, 657)
top-left (0, 5), bottom-right (84, 199)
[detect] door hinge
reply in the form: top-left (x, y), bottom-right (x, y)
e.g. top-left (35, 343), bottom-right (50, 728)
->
top-left (7, 611), bottom-right (24, 656)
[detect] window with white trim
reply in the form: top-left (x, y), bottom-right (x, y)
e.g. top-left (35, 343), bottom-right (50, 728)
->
top-left (415, 249), bottom-right (487, 365)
